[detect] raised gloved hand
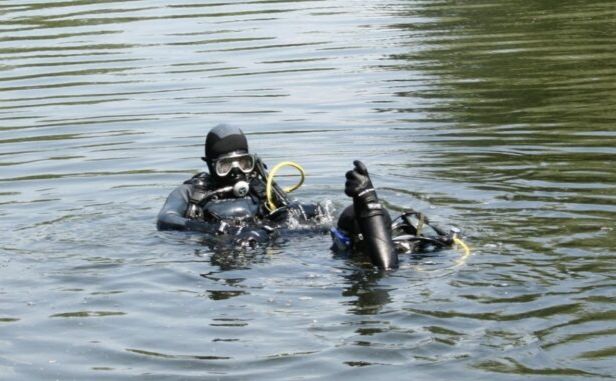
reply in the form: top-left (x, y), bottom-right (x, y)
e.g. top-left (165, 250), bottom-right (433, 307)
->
top-left (343, 160), bottom-right (397, 269)
top-left (345, 160), bottom-right (376, 201)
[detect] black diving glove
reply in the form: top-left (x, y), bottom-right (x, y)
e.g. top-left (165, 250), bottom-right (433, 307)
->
top-left (345, 160), bottom-right (378, 205)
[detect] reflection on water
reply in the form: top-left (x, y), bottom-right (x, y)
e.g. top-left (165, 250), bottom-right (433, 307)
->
top-left (0, 0), bottom-right (614, 379)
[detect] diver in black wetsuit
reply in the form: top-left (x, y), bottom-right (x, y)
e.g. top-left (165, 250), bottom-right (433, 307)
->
top-left (331, 161), bottom-right (456, 270)
top-left (157, 124), bottom-right (325, 247)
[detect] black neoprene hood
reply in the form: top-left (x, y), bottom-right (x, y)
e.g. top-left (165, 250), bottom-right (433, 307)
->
top-left (204, 124), bottom-right (249, 161)
top-left (337, 205), bottom-right (360, 235)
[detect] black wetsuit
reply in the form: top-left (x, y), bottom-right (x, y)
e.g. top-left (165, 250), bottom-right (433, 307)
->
top-left (157, 172), bottom-right (325, 246)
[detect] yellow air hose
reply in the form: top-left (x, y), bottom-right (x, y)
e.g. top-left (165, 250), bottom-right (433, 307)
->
top-left (453, 236), bottom-right (471, 266)
top-left (265, 161), bottom-right (306, 211)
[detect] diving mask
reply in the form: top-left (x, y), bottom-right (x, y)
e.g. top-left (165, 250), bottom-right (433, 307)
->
top-left (213, 153), bottom-right (255, 177)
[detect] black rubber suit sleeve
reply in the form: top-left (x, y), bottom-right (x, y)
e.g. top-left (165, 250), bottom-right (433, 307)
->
top-left (353, 196), bottom-right (399, 270)
top-left (156, 185), bottom-right (192, 230)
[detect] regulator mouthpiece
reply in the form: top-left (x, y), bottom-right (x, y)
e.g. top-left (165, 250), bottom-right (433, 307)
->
top-left (233, 181), bottom-right (250, 197)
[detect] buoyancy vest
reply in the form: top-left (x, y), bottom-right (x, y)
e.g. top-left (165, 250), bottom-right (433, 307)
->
top-left (183, 172), bottom-right (268, 223)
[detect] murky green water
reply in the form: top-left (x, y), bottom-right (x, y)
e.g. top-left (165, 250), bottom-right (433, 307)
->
top-left (1, 1), bottom-right (614, 379)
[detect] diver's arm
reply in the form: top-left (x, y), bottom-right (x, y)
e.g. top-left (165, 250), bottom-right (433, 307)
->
top-left (156, 185), bottom-right (192, 230)
top-left (345, 161), bottom-right (398, 269)
top-left (353, 199), bottom-right (398, 269)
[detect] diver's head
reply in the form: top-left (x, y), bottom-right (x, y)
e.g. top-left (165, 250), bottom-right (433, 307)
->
top-left (203, 124), bottom-right (255, 184)
top-left (331, 205), bottom-right (359, 252)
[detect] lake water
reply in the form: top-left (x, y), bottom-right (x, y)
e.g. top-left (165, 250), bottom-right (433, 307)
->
top-left (1, 0), bottom-right (615, 379)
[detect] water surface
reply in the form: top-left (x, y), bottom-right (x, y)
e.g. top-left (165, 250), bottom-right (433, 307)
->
top-left (1, 0), bottom-right (615, 379)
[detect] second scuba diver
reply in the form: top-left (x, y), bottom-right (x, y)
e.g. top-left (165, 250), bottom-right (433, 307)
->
top-left (157, 124), bottom-right (458, 269)
top-left (331, 161), bottom-right (457, 270)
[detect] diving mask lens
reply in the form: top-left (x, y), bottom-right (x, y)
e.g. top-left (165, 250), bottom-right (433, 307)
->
top-left (214, 154), bottom-right (255, 177)
top-left (237, 155), bottom-right (254, 172)
top-left (330, 227), bottom-right (352, 251)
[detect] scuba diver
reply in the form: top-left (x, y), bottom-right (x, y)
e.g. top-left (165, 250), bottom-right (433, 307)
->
top-left (157, 124), bottom-right (326, 247)
top-left (331, 160), bottom-right (460, 270)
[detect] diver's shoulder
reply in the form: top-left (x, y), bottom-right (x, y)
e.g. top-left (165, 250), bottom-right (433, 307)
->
top-left (183, 171), bottom-right (212, 186)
